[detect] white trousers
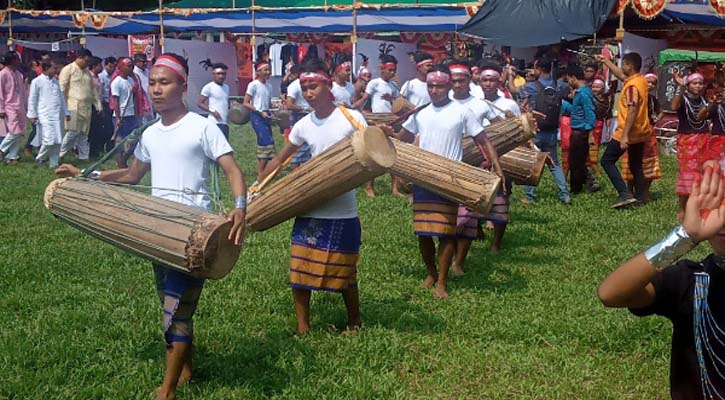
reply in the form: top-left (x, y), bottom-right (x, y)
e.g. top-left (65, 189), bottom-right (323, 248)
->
top-left (60, 130), bottom-right (89, 160)
top-left (37, 143), bottom-right (60, 168)
top-left (0, 134), bottom-right (23, 160)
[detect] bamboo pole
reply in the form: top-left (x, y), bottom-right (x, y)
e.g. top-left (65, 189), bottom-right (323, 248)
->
top-left (159, 0), bottom-right (165, 52)
top-left (6, 0), bottom-right (12, 48)
top-left (251, 0), bottom-right (256, 80)
top-left (351, 1), bottom-right (357, 78)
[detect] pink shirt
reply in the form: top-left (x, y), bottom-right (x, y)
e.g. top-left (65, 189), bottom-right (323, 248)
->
top-left (0, 67), bottom-right (27, 135)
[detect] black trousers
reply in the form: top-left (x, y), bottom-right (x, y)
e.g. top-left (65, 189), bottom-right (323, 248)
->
top-left (89, 102), bottom-right (114, 157)
top-left (568, 129), bottom-right (590, 193)
top-left (600, 139), bottom-right (646, 199)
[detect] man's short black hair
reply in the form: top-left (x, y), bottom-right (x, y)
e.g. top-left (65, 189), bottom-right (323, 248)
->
top-left (133, 52), bottom-right (147, 62)
top-left (77, 48), bottom-right (93, 58)
top-left (622, 52), bottom-right (642, 72)
top-left (379, 54), bottom-right (398, 65)
top-left (300, 57), bottom-right (328, 74)
top-left (567, 64), bottom-right (585, 80)
top-left (584, 63), bottom-right (598, 71)
top-left (89, 57), bottom-right (102, 69)
top-left (104, 56), bottom-right (117, 66)
top-left (413, 51), bottom-right (434, 64)
top-left (478, 59), bottom-right (502, 74)
top-left (212, 62), bottom-right (228, 70)
top-left (537, 56), bottom-right (555, 74)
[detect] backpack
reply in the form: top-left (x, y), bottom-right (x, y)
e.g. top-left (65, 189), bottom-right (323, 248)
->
top-left (533, 80), bottom-right (561, 131)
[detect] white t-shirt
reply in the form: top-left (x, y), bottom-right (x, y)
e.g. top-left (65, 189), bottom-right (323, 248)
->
top-left (400, 78), bottom-right (430, 107)
top-left (452, 95), bottom-right (498, 127)
top-left (332, 81), bottom-right (354, 107)
top-left (134, 112), bottom-right (234, 210)
top-left (287, 79), bottom-right (309, 111)
top-left (110, 76), bottom-right (135, 117)
top-left (469, 82), bottom-right (485, 100)
top-left (243, 79), bottom-right (270, 114)
top-left (365, 77), bottom-right (399, 113)
top-left (201, 81), bottom-right (230, 125)
top-left (288, 107), bottom-right (368, 219)
top-left (402, 100), bottom-right (483, 161)
top-left (489, 96), bottom-right (522, 117)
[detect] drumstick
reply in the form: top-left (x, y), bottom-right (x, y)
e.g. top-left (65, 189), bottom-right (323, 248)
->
top-left (248, 155), bottom-right (293, 195)
top-left (389, 103), bottom-right (429, 127)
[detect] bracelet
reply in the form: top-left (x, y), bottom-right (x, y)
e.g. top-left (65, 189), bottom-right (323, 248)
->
top-left (81, 169), bottom-right (102, 180)
top-left (234, 195), bottom-right (247, 209)
top-left (644, 225), bottom-right (697, 270)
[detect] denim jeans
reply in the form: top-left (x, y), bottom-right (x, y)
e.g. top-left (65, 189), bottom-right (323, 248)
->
top-left (524, 130), bottom-right (570, 202)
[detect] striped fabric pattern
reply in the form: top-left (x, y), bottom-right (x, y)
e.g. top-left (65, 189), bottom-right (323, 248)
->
top-left (290, 217), bottom-right (361, 293)
top-left (412, 187), bottom-right (457, 237)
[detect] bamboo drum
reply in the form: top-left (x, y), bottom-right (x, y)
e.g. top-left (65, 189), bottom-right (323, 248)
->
top-left (388, 140), bottom-right (501, 214)
top-left (228, 100), bottom-right (250, 125)
top-left (499, 147), bottom-right (548, 186)
top-left (392, 97), bottom-right (415, 115)
top-left (44, 178), bottom-right (242, 280)
top-left (246, 127), bottom-right (397, 231)
top-left (461, 114), bottom-right (536, 166)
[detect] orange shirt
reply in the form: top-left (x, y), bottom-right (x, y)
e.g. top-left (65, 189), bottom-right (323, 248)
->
top-left (613, 73), bottom-right (651, 144)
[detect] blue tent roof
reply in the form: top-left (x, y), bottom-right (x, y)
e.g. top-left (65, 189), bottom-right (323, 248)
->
top-left (0, 6), bottom-right (473, 34)
top-left (662, 0), bottom-right (725, 26)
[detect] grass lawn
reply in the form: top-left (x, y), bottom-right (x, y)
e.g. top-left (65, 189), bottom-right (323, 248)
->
top-left (0, 123), bottom-right (693, 399)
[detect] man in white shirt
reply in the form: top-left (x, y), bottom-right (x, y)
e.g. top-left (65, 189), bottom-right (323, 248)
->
top-left (286, 75), bottom-right (312, 168)
top-left (389, 65), bottom-right (503, 299)
top-left (353, 54), bottom-right (399, 113)
top-left (133, 53), bottom-right (153, 122)
top-left (242, 61), bottom-right (275, 177)
top-left (27, 58), bottom-right (69, 168)
top-left (331, 59), bottom-right (354, 107)
top-left (198, 62), bottom-right (231, 139)
top-left (352, 54), bottom-right (400, 197)
top-left (400, 51), bottom-right (433, 107)
top-left (259, 58), bottom-right (365, 336)
top-left (56, 53), bottom-right (247, 400)
top-left (110, 57), bottom-right (140, 168)
top-left (97, 56), bottom-right (116, 155)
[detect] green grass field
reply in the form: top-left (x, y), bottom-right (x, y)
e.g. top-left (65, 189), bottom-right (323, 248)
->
top-left (0, 124), bottom-right (692, 399)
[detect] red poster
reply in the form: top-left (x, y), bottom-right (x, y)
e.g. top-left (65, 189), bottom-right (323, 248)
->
top-left (128, 35), bottom-right (157, 59)
top-left (235, 41), bottom-right (253, 94)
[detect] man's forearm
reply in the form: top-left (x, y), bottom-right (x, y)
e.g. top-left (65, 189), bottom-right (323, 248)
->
top-left (622, 106), bottom-right (636, 140)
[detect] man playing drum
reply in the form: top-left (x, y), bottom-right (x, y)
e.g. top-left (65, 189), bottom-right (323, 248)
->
top-left (388, 65), bottom-right (504, 299)
top-left (56, 53), bottom-right (247, 400)
top-left (259, 58), bottom-right (367, 336)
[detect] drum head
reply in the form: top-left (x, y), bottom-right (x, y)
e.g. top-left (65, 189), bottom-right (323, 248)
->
top-left (392, 97), bottom-right (414, 115)
top-left (191, 217), bottom-right (243, 280)
top-left (355, 126), bottom-right (397, 168)
top-left (229, 106), bottom-right (250, 125)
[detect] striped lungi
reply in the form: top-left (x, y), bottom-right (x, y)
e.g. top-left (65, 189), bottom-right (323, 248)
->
top-left (587, 119), bottom-right (604, 167)
top-left (482, 189), bottom-right (510, 225)
top-left (153, 263), bottom-right (205, 346)
top-left (290, 217), bottom-right (361, 292)
top-left (621, 130), bottom-right (661, 182)
top-left (251, 112), bottom-right (276, 160)
top-left (676, 133), bottom-right (710, 195)
top-left (413, 186), bottom-right (457, 238)
top-left (456, 205), bottom-right (479, 240)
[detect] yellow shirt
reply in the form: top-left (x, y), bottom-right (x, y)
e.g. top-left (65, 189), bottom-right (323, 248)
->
top-left (613, 73), bottom-right (651, 144)
top-left (59, 61), bottom-right (102, 134)
top-left (514, 75), bottom-right (526, 88)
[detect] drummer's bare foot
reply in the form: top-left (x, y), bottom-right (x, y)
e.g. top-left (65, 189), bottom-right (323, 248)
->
top-left (451, 263), bottom-right (464, 276)
top-left (392, 190), bottom-right (406, 198)
top-left (177, 369), bottom-right (192, 387)
top-left (485, 221), bottom-right (494, 230)
top-left (296, 324), bottom-right (309, 336)
top-left (422, 275), bottom-right (436, 289)
top-left (434, 285), bottom-right (449, 299)
top-left (490, 245), bottom-right (500, 255)
top-left (365, 187), bottom-right (376, 198)
top-left (155, 387), bottom-right (175, 400)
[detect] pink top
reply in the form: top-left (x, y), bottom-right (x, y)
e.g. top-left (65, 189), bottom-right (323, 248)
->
top-left (0, 67), bottom-right (27, 135)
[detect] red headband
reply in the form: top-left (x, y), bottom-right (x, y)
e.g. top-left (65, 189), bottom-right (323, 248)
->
top-left (153, 55), bottom-right (187, 82)
top-left (416, 59), bottom-right (433, 67)
top-left (471, 66), bottom-right (480, 74)
top-left (480, 69), bottom-right (501, 79)
top-left (449, 64), bottom-right (471, 76)
top-left (381, 62), bottom-right (397, 69)
top-left (336, 61), bottom-right (352, 73)
top-left (426, 71), bottom-right (450, 84)
top-left (300, 70), bottom-right (331, 83)
top-left (256, 62), bottom-right (270, 71)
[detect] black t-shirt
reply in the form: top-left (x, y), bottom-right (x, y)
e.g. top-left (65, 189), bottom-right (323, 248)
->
top-left (709, 103), bottom-right (725, 136)
top-left (630, 255), bottom-right (725, 400)
top-left (677, 94), bottom-right (710, 134)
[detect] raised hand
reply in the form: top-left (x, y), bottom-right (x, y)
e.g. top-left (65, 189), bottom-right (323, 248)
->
top-left (683, 161), bottom-right (725, 243)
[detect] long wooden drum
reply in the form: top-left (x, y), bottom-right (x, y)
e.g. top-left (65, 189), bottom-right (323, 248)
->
top-left (228, 100), bottom-right (250, 125)
top-left (246, 126), bottom-right (397, 231)
top-left (392, 97), bottom-right (415, 115)
top-left (499, 147), bottom-right (548, 186)
top-left (388, 140), bottom-right (501, 214)
top-left (44, 178), bottom-right (242, 280)
top-left (462, 114), bottom-right (536, 166)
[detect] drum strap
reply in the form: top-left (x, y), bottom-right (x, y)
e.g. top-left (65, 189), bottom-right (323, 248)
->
top-left (338, 105), bottom-right (364, 131)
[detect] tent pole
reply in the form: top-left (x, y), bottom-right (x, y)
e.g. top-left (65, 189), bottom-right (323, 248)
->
top-left (6, 0), bottom-right (12, 48)
top-left (252, 0), bottom-right (256, 80)
top-left (159, 0), bottom-right (165, 52)
top-left (80, 0), bottom-right (86, 47)
top-left (352, 1), bottom-right (357, 79)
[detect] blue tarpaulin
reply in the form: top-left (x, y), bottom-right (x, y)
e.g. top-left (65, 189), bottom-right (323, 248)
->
top-left (662, 0), bottom-right (725, 26)
top-left (460, 0), bottom-right (618, 47)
